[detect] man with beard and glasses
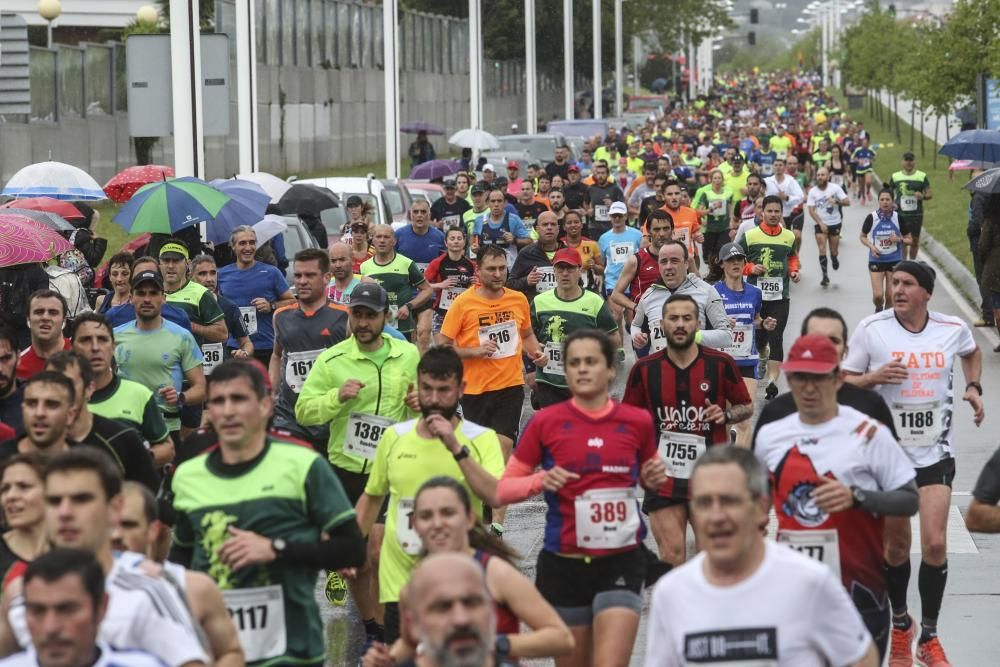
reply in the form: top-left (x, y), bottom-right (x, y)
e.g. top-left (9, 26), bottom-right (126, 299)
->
top-left (296, 283), bottom-right (420, 646)
top-left (0, 327), bottom-right (25, 433)
top-left (113, 271), bottom-right (205, 456)
top-left (357, 345), bottom-right (504, 644)
top-left (397, 553), bottom-right (499, 667)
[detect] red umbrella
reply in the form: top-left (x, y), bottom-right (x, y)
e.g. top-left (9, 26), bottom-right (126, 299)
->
top-left (103, 164), bottom-right (175, 203)
top-left (0, 196), bottom-right (84, 221)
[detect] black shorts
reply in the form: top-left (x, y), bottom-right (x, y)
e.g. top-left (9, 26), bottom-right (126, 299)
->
top-left (461, 385), bottom-right (525, 441)
top-left (333, 465), bottom-right (388, 522)
top-left (869, 262), bottom-right (896, 273)
top-left (534, 381), bottom-right (571, 409)
top-left (737, 364), bottom-right (757, 379)
top-left (815, 223), bottom-right (842, 236)
top-left (787, 213), bottom-right (804, 231)
top-left (180, 403), bottom-right (203, 429)
top-left (535, 548), bottom-right (645, 624)
top-left (914, 457), bottom-right (956, 488)
top-left (902, 216), bottom-right (923, 237)
top-left (642, 493), bottom-right (688, 514)
top-left (702, 231), bottom-right (729, 260)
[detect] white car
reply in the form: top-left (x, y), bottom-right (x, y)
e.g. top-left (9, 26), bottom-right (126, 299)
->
top-left (294, 176), bottom-right (395, 231)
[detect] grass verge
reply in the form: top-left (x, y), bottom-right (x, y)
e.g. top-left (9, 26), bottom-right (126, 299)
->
top-left (836, 94), bottom-right (973, 272)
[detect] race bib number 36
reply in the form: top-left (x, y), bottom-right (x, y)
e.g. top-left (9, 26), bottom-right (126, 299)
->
top-left (202, 343), bottom-right (223, 375)
top-left (574, 488), bottom-right (639, 549)
top-left (344, 413), bottom-right (395, 460)
top-left (223, 585), bottom-right (286, 662)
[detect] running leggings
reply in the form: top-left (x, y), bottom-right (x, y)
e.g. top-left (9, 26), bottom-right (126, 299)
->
top-left (760, 298), bottom-right (791, 362)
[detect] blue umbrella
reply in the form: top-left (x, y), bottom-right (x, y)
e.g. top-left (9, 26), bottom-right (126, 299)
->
top-left (199, 178), bottom-right (270, 244)
top-left (409, 159), bottom-right (461, 180)
top-left (939, 129), bottom-right (1000, 163)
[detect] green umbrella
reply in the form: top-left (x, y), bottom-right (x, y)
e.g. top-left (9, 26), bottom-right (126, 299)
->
top-left (113, 177), bottom-right (231, 234)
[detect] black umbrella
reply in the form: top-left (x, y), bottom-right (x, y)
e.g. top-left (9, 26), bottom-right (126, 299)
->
top-left (274, 184), bottom-right (340, 217)
top-left (962, 167), bottom-right (1000, 194)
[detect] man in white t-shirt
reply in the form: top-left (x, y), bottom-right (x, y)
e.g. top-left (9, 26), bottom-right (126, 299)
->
top-left (753, 334), bottom-right (918, 662)
top-left (644, 446), bottom-right (877, 667)
top-left (843, 260), bottom-right (984, 667)
top-left (806, 166), bottom-right (850, 287)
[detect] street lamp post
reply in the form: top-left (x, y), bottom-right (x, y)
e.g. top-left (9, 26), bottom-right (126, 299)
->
top-left (169, 0), bottom-right (204, 178)
top-left (525, 0), bottom-right (537, 133)
top-left (563, 0), bottom-right (574, 119)
top-left (592, 0), bottom-right (602, 119)
top-left (37, 0), bottom-right (60, 49)
top-left (235, 0), bottom-right (259, 173)
top-left (614, 0), bottom-right (623, 117)
top-left (383, 0), bottom-right (400, 179)
top-left (469, 0), bottom-right (483, 132)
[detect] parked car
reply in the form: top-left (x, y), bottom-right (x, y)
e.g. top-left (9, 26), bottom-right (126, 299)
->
top-left (546, 119), bottom-right (612, 141)
top-left (295, 176), bottom-right (395, 230)
top-left (380, 179), bottom-right (414, 224)
top-left (626, 94), bottom-right (670, 116)
top-left (402, 181), bottom-right (444, 205)
top-left (279, 216), bottom-right (319, 283)
top-left (494, 133), bottom-right (573, 164)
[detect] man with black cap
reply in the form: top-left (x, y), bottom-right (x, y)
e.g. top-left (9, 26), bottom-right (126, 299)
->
top-left (461, 182), bottom-right (491, 247)
top-left (887, 152), bottom-right (932, 260)
top-left (843, 260), bottom-right (984, 667)
top-left (295, 282), bottom-right (419, 644)
top-left (112, 270), bottom-right (206, 454)
top-left (754, 334), bottom-right (918, 662)
top-left (429, 178), bottom-right (471, 231)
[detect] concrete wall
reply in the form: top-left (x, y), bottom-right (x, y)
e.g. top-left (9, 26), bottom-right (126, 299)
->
top-left (0, 63), bottom-right (565, 184)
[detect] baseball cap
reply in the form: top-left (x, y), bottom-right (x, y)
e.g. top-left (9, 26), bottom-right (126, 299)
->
top-left (552, 248), bottom-right (582, 267)
top-left (506, 160), bottom-right (520, 170)
top-left (348, 283), bottom-right (388, 312)
top-left (131, 270), bottom-right (164, 291)
top-left (781, 334), bottom-right (840, 375)
top-left (482, 163), bottom-right (496, 173)
top-left (159, 242), bottom-right (189, 261)
top-left (567, 165), bottom-right (580, 173)
top-left (719, 242), bottom-right (746, 261)
top-left (609, 201), bottom-right (628, 216)
top-left (346, 195), bottom-right (364, 207)
top-left (731, 153), bottom-right (745, 163)
top-left (471, 182), bottom-right (488, 194)
top-left (443, 178), bottom-right (457, 188)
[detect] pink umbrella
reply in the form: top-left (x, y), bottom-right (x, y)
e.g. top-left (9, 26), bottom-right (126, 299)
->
top-left (948, 159), bottom-right (997, 171)
top-left (0, 214), bottom-right (74, 268)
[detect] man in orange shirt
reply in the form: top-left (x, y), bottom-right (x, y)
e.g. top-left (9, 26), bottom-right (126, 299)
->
top-left (662, 179), bottom-right (703, 274)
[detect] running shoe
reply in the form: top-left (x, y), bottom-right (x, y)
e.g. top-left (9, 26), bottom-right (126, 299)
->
top-left (831, 254), bottom-right (839, 271)
top-left (821, 275), bottom-right (830, 287)
top-left (765, 382), bottom-right (778, 400)
top-left (915, 636), bottom-right (951, 667)
top-left (324, 570), bottom-right (348, 606)
top-left (888, 616), bottom-right (916, 667)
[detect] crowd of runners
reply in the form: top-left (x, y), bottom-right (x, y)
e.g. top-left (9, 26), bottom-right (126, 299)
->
top-left (0, 69), bottom-right (996, 667)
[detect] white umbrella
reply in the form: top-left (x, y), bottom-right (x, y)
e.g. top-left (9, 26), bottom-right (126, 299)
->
top-left (253, 214), bottom-right (288, 245)
top-left (448, 128), bottom-right (500, 150)
top-left (1, 161), bottom-right (105, 201)
top-left (235, 171), bottom-right (293, 203)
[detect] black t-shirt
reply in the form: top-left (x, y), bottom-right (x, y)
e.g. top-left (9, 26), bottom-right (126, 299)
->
top-left (563, 182), bottom-right (587, 209)
top-left (545, 161), bottom-right (570, 180)
top-left (753, 382), bottom-right (900, 445)
top-left (78, 415), bottom-right (160, 492)
top-left (0, 384), bottom-right (24, 434)
top-left (430, 196), bottom-right (471, 225)
top-left (972, 446), bottom-right (1000, 504)
top-left (638, 194), bottom-right (665, 228)
top-left (515, 201), bottom-right (549, 226)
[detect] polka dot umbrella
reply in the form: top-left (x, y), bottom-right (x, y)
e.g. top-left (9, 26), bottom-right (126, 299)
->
top-left (0, 213), bottom-right (74, 268)
top-left (103, 165), bottom-right (176, 203)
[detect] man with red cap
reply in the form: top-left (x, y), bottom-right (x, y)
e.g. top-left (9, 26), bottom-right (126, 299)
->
top-left (505, 160), bottom-right (524, 196)
top-left (753, 334), bottom-right (919, 664)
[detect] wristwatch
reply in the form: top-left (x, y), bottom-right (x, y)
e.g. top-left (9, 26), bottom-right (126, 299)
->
top-left (966, 381), bottom-right (983, 396)
top-left (851, 486), bottom-right (866, 509)
top-left (176, 392), bottom-right (186, 410)
top-left (494, 634), bottom-right (511, 658)
top-left (272, 537), bottom-right (287, 558)
top-left (724, 409), bottom-right (733, 423)
top-left (453, 445), bottom-right (471, 462)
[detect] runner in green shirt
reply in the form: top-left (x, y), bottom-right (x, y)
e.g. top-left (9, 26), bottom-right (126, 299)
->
top-left (171, 360), bottom-right (365, 667)
top-left (360, 224), bottom-right (433, 338)
top-left (887, 151), bottom-right (933, 260)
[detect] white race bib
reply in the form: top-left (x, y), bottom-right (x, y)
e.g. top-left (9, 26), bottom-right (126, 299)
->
top-left (536, 266), bottom-right (556, 292)
top-left (900, 195), bottom-right (918, 212)
top-left (438, 286), bottom-right (465, 310)
top-left (777, 529), bottom-right (841, 580)
top-left (891, 400), bottom-right (942, 447)
top-left (201, 343), bottom-right (223, 375)
top-left (609, 242), bottom-right (633, 265)
top-left (573, 488), bottom-right (639, 549)
top-left (223, 586), bottom-right (286, 662)
top-left (674, 226), bottom-right (690, 245)
top-left (239, 306), bottom-right (258, 336)
top-left (758, 277), bottom-right (784, 301)
top-left (657, 431), bottom-right (706, 480)
top-left (543, 341), bottom-right (564, 375)
top-left (874, 230), bottom-right (897, 255)
top-left (709, 198), bottom-right (725, 213)
top-left (395, 497), bottom-right (422, 555)
top-left (415, 262), bottom-right (430, 274)
top-left (594, 205), bottom-right (610, 221)
top-left (649, 319), bottom-right (666, 352)
top-left (831, 174), bottom-right (844, 185)
top-left (442, 214), bottom-right (461, 229)
top-left (478, 321), bottom-right (519, 359)
top-left (284, 349), bottom-right (322, 394)
top-left (722, 323), bottom-right (754, 359)
top-left (343, 413), bottom-right (395, 460)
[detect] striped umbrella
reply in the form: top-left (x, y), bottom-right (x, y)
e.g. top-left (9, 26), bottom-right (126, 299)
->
top-left (112, 178), bottom-right (231, 234)
top-left (1, 161), bottom-right (105, 201)
top-left (0, 214), bottom-right (74, 268)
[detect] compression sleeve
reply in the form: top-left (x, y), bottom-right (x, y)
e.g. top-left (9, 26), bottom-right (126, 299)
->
top-left (495, 456), bottom-right (545, 505)
top-left (283, 519), bottom-right (367, 570)
top-left (858, 480), bottom-right (919, 517)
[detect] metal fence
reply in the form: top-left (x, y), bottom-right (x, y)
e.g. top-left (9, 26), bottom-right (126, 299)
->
top-left (26, 0), bottom-right (559, 124)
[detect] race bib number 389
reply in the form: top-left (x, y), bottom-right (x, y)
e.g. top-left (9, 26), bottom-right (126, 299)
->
top-left (574, 488), bottom-right (639, 549)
